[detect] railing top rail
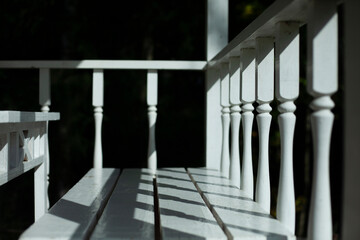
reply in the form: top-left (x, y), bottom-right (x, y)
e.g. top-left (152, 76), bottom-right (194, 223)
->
top-left (209, 0), bottom-right (308, 67)
top-left (0, 60), bottom-right (207, 71)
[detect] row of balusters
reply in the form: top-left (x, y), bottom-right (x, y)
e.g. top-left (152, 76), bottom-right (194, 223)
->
top-left (217, 15), bottom-right (337, 240)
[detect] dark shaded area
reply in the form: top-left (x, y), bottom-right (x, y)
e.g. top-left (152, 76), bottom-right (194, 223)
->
top-left (0, 0), bottom-right (343, 239)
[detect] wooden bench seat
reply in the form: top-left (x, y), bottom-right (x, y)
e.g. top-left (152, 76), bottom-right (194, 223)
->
top-left (21, 168), bottom-right (294, 240)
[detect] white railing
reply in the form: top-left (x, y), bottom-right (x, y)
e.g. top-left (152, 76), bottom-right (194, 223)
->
top-left (0, 0), bottom-right (347, 238)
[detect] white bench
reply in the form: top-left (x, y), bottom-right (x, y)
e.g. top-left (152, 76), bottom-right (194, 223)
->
top-left (21, 168), bottom-right (294, 239)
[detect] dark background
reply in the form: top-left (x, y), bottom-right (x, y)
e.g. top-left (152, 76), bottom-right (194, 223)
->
top-left (0, 0), bottom-right (342, 239)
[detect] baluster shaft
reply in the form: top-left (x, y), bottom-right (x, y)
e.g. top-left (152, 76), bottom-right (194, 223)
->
top-left (275, 22), bottom-right (299, 233)
top-left (307, 0), bottom-right (337, 238)
top-left (93, 69), bottom-right (104, 169)
top-left (220, 63), bottom-right (230, 178)
top-left (229, 57), bottom-right (241, 188)
top-left (255, 38), bottom-right (274, 213)
top-left (147, 70), bottom-right (158, 175)
top-left (240, 49), bottom-right (255, 199)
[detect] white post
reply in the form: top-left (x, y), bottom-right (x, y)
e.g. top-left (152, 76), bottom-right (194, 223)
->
top-left (307, 0), bottom-right (337, 239)
top-left (206, 0), bottom-right (228, 170)
top-left (36, 68), bottom-right (50, 218)
top-left (255, 38), bottom-right (274, 214)
top-left (92, 69), bottom-right (104, 169)
top-left (220, 63), bottom-right (230, 178)
top-left (275, 22), bottom-right (299, 234)
top-left (240, 48), bottom-right (256, 199)
top-left (229, 57), bottom-right (241, 188)
top-left (147, 70), bottom-right (158, 175)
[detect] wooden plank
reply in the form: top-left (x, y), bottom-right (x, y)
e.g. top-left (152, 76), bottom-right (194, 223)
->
top-left (91, 168), bottom-right (155, 239)
top-left (188, 168), bottom-right (295, 240)
top-left (0, 60), bottom-right (207, 70)
top-left (20, 168), bottom-right (120, 240)
top-left (157, 168), bottom-right (226, 240)
top-left (0, 111), bottom-right (59, 123)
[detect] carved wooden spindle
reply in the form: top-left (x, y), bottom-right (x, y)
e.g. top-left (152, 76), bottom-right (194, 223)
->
top-left (307, 1), bottom-right (337, 239)
top-left (92, 69), bottom-right (104, 169)
top-left (147, 70), bottom-right (158, 175)
top-left (240, 48), bottom-right (256, 199)
top-left (255, 38), bottom-right (274, 214)
top-left (220, 63), bottom-right (230, 178)
top-left (39, 68), bottom-right (50, 213)
top-left (275, 22), bottom-right (299, 233)
top-left (229, 57), bottom-right (241, 188)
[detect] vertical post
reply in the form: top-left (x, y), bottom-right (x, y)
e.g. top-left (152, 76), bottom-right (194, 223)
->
top-left (255, 38), bottom-right (274, 214)
top-left (240, 48), bottom-right (256, 199)
top-left (147, 70), bottom-right (158, 175)
top-left (36, 68), bottom-right (50, 219)
top-left (229, 57), bottom-right (241, 188)
top-left (307, 0), bottom-right (337, 239)
top-left (343, 0), bottom-right (360, 239)
top-left (206, 0), bottom-right (228, 170)
top-left (220, 63), bottom-right (230, 178)
top-left (275, 22), bottom-right (299, 233)
top-left (93, 69), bottom-right (104, 169)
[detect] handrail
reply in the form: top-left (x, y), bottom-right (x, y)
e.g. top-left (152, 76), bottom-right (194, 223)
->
top-left (0, 60), bottom-right (207, 70)
top-left (208, 0), bottom-right (308, 66)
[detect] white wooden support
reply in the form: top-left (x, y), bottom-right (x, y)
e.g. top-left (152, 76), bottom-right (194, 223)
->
top-left (92, 69), bottom-right (104, 169)
top-left (240, 48), bottom-right (256, 199)
top-left (275, 22), bottom-right (299, 234)
top-left (307, 0), bottom-right (338, 239)
top-left (147, 70), bottom-right (158, 175)
top-left (206, 0), bottom-right (228, 170)
top-left (229, 57), bottom-right (241, 188)
top-left (255, 38), bottom-right (274, 214)
top-left (38, 68), bottom-right (50, 213)
top-left (220, 63), bottom-right (230, 178)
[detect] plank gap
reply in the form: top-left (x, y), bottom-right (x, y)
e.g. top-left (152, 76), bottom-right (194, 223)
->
top-left (85, 169), bottom-right (122, 240)
top-left (153, 177), bottom-right (162, 240)
top-left (186, 168), bottom-right (233, 240)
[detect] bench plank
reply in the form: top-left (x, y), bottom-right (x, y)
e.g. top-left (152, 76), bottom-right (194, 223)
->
top-left (20, 168), bottom-right (120, 240)
top-left (157, 168), bottom-right (226, 240)
top-left (188, 168), bottom-right (295, 240)
top-left (91, 168), bottom-right (155, 239)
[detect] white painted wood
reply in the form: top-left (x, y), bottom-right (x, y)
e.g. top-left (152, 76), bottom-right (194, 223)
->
top-left (240, 48), bottom-right (255, 199)
top-left (0, 111), bottom-right (59, 123)
top-left (0, 60), bottom-right (207, 70)
top-left (206, 68), bottom-right (222, 170)
top-left (157, 168), bottom-right (226, 239)
top-left (147, 70), bottom-right (158, 174)
top-left (229, 57), bottom-right (241, 188)
top-left (208, 0), bottom-right (308, 65)
top-left (188, 168), bottom-right (295, 240)
top-left (93, 69), bottom-right (104, 169)
top-left (307, 0), bottom-right (337, 239)
top-left (206, 0), bottom-right (228, 61)
top-left (39, 68), bottom-right (51, 209)
top-left (342, 0), bottom-right (360, 238)
top-left (220, 63), bottom-right (230, 178)
top-left (91, 168), bottom-right (154, 239)
top-left (21, 168), bottom-right (120, 240)
top-left (34, 159), bottom-right (47, 221)
top-left (255, 38), bottom-right (274, 214)
top-left (275, 22), bottom-right (299, 234)
top-left (0, 134), bottom-right (9, 172)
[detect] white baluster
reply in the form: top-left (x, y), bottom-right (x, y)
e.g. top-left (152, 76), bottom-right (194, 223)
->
top-left (37, 68), bottom-right (50, 216)
top-left (147, 70), bottom-right (158, 175)
top-left (220, 63), bottom-right (230, 178)
top-left (229, 57), bottom-right (241, 188)
top-left (275, 22), bottom-right (299, 233)
top-left (307, 1), bottom-right (337, 239)
top-left (92, 69), bottom-right (104, 169)
top-left (240, 48), bottom-right (256, 199)
top-left (255, 38), bottom-right (274, 214)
